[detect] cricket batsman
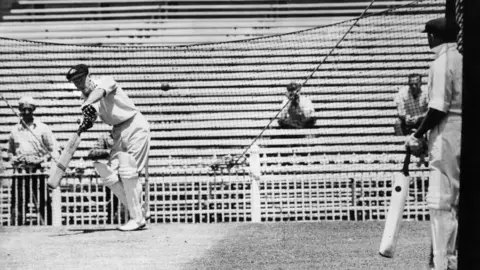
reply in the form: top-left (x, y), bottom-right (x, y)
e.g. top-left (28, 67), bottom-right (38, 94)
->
top-left (405, 17), bottom-right (461, 269)
top-left (66, 64), bottom-right (150, 231)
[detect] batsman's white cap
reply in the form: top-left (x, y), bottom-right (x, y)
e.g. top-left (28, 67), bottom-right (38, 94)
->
top-left (18, 96), bottom-right (37, 107)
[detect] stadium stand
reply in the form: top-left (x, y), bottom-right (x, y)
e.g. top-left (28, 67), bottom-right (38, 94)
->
top-left (0, 0), bottom-right (444, 225)
top-left (0, 0), bottom-right (444, 46)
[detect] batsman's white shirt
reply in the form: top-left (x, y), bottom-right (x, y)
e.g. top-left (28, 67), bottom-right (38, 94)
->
top-left (90, 76), bottom-right (137, 126)
top-left (426, 43), bottom-right (462, 210)
top-left (87, 76), bottom-right (150, 172)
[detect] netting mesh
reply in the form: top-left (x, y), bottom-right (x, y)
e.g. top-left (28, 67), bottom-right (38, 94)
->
top-left (1, 0), bottom-right (444, 161)
top-left (455, 0), bottom-right (463, 53)
top-left (0, 0), bottom-right (447, 225)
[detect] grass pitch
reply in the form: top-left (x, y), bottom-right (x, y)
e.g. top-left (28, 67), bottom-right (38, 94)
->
top-left (0, 221), bottom-right (430, 270)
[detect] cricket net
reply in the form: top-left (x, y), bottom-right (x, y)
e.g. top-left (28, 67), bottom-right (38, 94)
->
top-left (0, 0), bottom-right (447, 225)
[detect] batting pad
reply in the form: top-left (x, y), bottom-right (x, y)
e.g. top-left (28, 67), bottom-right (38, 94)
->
top-left (94, 162), bottom-right (119, 185)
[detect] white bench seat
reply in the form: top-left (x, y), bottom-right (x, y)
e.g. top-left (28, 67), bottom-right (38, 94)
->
top-left (1, 109), bottom-right (398, 124)
top-left (0, 18), bottom-right (347, 32)
top-left (4, 6), bottom-right (434, 21)
top-left (3, 35), bottom-right (431, 46)
top-left (0, 45), bottom-right (432, 60)
top-left (0, 53), bottom-right (433, 70)
top-left (0, 77), bottom-right (424, 91)
top-left (0, 37), bottom-right (430, 49)
top-left (14, 1), bottom-right (417, 12)
top-left (0, 126), bottom-right (395, 142)
top-left (0, 64), bottom-right (430, 82)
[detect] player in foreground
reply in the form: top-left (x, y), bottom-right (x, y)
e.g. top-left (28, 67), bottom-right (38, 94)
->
top-left (405, 17), bottom-right (461, 270)
top-left (66, 64), bottom-right (151, 231)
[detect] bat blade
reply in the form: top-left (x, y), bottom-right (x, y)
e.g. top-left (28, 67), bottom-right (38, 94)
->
top-left (379, 150), bottom-right (411, 258)
top-left (47, 132), bottom-right (82, 189)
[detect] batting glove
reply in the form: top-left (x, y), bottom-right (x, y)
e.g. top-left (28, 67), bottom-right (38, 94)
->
top-left (79, 117), bottom-right (94, 133)
top-left (405, 134), bottom-right (427, 158)
top-left (82, 104), bottom-right (97, 120)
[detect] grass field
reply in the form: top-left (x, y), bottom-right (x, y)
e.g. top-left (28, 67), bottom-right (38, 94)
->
top-left (0, 221), bottom-right (431, 270)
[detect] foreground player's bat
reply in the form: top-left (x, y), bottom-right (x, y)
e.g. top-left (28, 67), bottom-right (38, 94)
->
top-left (47, 128), bottom-right (82, 189)
top-left (378, 148), bottom-right (412, 258)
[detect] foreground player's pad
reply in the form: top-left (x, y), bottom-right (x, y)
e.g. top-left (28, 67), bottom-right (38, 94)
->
top-left (93, 162), bottom-right (114, 178)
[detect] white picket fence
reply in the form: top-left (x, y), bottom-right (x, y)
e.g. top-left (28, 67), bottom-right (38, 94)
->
top-left (0, 148), bottom-right (430, 226)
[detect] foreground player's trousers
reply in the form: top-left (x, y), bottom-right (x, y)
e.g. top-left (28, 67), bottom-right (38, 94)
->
top-left (427, 114), bottom-right (461, 270)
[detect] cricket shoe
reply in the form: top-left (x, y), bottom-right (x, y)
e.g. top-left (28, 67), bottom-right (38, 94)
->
top-left (118, 219), bottom-right (147, 231)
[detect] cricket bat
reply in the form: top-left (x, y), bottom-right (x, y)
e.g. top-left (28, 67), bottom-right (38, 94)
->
top-left (47, 129), bottom-right (82, 189)
top-left (378, 148), bottom-right (412, 258)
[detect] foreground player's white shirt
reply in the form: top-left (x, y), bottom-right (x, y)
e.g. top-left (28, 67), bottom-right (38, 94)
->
top-left (425, 42), bottom-right (462, 270)
top-left (427, 43), bottom-right (462, 116)
top-left (84, 76), bottom-right (138, 126)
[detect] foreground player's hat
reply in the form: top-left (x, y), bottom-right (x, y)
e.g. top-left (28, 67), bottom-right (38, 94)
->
top-left (18, 96), bottom-right (37, 108)
top-left (422, 17), bottom-right (458, 39)
top-left (66, 64), bottom-right (89, 81)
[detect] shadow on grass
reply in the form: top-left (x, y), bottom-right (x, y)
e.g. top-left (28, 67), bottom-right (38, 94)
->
top-left (49, 227), bottom-right (120, 237)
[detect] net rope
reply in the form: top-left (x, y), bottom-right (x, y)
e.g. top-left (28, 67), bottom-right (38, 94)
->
top-left (0, 0), bottom-right (445, 172)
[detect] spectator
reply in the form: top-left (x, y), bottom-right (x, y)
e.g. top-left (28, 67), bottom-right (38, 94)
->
top-left (277, 81), bottom-right (316, 129)
top-left (7, 96), bottom-right (60, 225)
top-left (394, 74), bottom-right (428, 136)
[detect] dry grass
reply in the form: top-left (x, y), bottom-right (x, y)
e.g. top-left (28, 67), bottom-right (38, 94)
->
top-left (0, 221), bottom-right (430, 270)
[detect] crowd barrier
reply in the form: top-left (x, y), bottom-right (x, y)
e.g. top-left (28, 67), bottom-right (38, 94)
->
top-left (0, 148), bottom-right (429, 226)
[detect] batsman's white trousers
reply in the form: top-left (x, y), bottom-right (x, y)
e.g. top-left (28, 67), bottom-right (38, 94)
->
top-left (426, 114), bottom-right (461, 211)
top-left (427, 114), bottom-right (461, 270)
top-left (109, 111), bottom-right (150, 174)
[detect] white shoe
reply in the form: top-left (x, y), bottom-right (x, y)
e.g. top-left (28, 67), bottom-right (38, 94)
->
top-left (118, 219), bottom-right (146, 231)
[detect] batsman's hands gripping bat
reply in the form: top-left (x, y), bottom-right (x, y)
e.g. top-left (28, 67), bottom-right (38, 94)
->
top-left (79, 104), bottom-right (97, 132)
top-left (379, 148), bottom-right (411, 258)
top-left (47, 105), bottom-right (97, 189)
top-left (405, 134), bottom-right (427, 158)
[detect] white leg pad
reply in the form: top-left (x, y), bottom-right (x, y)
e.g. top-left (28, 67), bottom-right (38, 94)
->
top-left (430, 209), bottom-right (457, 270)
top-left (117, 153), bottom-right (143, 223)
top-left (93, 161), bottom-right (127, 206)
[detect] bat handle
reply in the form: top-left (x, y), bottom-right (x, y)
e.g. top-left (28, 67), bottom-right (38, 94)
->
top-left (402, 148), bottom-right (411, 177)
top-left (76, 118), bottom-right (83, 135)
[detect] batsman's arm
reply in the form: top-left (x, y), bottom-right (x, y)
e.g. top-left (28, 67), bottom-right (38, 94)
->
top-left (81, 88), bottom-right (106, 109)
top-left (413, 108), bottom-right (446, 138)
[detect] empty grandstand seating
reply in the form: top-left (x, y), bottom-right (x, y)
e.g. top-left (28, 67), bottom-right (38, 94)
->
top-left (0, 1), bottom-right (444, 225)
top-left (0, 0), bottom-right (445, 45)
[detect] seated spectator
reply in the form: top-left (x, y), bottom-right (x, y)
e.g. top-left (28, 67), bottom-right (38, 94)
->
top-left (7, 96), bottom-right (60, 225)
top-left (393, 74), bottom-right (428, 136)
top-left (277, 81), bottom-right (316, 129)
